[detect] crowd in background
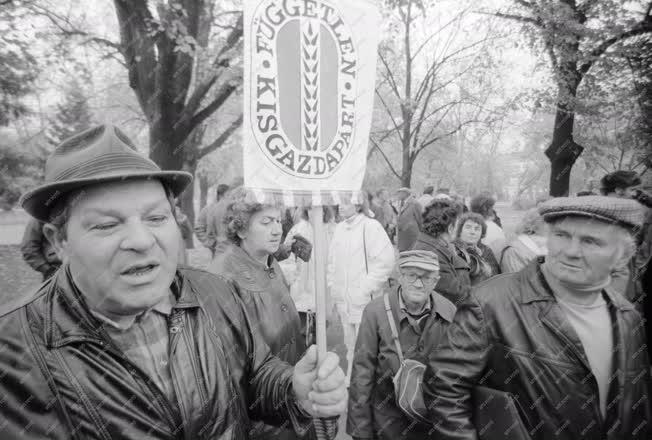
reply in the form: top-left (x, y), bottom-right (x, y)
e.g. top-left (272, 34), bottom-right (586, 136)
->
top-left (17, 164), bottom-right (652, 440)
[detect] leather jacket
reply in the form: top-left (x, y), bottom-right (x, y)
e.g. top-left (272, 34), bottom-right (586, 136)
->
top-left (210, 244), bottom-right (306, 440)
top-left (423, 258), bottom-right (651, 440)
top-left (0, 266), bottom-right (310, 439)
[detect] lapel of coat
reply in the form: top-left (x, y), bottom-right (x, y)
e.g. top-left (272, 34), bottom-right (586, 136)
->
top-left (524, 261), bottom-right (593, 373)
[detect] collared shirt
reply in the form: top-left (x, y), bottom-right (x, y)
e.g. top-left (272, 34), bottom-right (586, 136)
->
top-left (398, 289), bottom-right (432, 334)
top-left (92, 293), bottom-right (177, 403)
top-left (392, 288), bottom-right (455, 364)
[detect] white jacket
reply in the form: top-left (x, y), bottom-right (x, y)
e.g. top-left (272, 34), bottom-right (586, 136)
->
top-left (327, 214), bottom-right (395, 324)
top-left (284, 219), bottom-right (337, 313)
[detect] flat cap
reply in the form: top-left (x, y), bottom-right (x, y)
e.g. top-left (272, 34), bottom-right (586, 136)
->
top-left (398, 250), bottom-right (439, 272)
top-left (538, 195), bottom-right (644, 231)
top-left (396, 187), bottom-right (412, 193)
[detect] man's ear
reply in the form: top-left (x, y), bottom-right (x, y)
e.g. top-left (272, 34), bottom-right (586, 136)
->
top-left (614, 234), bottom-right (636, 269)
top-left (42, 223), bottom-right (67, 261)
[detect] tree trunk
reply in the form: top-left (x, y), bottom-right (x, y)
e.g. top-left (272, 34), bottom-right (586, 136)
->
top-left (199, 174), bottom-right (209, 210)
top-left (180, 159), bottom-right (196, 249)
top-left (545, 84), bottom-right (584, 197)
top-left (401, 151), bottom-right (413, 187)
top-left (149, 123), bottom-right (185, 171)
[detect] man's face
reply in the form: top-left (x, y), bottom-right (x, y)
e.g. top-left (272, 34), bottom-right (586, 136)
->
top-left (239, 207), bottom-right (283, 255)
top-left (399, 267), bottom-right (439, 305)
top-left (397, 191), bottom-right (409, 201)
top-left (339, 203), bottom-right (357, 219)
top-left (50, 180), bottom-right (180, 317)
top-left (545, 217), bottom-right (630, 288)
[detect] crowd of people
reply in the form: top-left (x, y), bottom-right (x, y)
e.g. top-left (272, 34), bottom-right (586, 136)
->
top-left (6, 124), bottom-right (652, 440)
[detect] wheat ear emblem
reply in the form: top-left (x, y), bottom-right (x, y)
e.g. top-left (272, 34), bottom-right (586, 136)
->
top-left (301, 16), bottom-right (320, 152)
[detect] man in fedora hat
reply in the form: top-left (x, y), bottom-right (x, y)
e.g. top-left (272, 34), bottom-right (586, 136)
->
top-left (422, 195), bottom-right (651, 439)
top-left (0, 125), bottom-right (346, 439)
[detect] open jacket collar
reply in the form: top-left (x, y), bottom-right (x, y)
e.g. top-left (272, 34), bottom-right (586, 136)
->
top-left (520, 257), bottom-right (634, 311)
top-left (45, 264), bottom-right (200, 348)
top-left (389, 286), bottom-right (456, 324)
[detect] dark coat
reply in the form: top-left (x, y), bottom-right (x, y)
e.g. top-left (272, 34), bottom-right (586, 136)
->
top-left (0, 266), bottom-right (312, 439)
top-left (210, 244), bottom-right (307, 440)
top-left (396, 197), bottom-right (423, 252)
top-left (412, 233), bottom-right (471, 304)
top-left (423, 258), bottom-right (651, 440)
top-left (453, 240), bottom-right (501, 286)
top-left (347, 288), bottom-right (456, 440)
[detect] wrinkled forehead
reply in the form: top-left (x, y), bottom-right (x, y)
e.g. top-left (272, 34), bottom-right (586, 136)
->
top-left (400, 266), bottom-right (437, 276)
top-left (546, 215), bottom-right (625, 236)
top-left (253, 206), bottom-right (282, 219)
top-left (67, 179), bottom-right (171, 216)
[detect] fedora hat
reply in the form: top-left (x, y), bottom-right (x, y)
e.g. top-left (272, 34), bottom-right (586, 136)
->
top-left (20, 125), bottom-right (193, 222)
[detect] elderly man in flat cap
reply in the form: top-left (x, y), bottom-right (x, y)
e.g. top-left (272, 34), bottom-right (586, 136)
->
top-left (422, 196), bottom-right (651, 440)
top-left (0, 125), bottom-right (346, 439)
top-left (347, 250), bottom-right (456, 440)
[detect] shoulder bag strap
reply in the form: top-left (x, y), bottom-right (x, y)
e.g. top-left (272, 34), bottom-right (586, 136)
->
top-left (383, 293), bottom-right (404, 364)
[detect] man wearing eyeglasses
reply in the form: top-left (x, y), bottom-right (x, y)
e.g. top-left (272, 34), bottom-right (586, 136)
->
top-left (346, 250), bottom-right (456, 440)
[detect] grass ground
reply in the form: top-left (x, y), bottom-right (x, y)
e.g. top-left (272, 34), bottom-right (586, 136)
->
top-left (0, 202), bottom-right (521, 439)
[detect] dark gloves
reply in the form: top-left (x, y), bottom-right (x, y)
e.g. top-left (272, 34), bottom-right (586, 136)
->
top-left (633, 189), bottom-right (652, 208)
top-left (291, 234), bottom-right (313, 262)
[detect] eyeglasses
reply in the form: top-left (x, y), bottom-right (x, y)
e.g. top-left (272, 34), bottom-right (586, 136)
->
top-left (400, 272), bottom-right (439, 286)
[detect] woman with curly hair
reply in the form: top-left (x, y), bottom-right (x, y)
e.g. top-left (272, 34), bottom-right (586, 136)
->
top-left (208, 187), bottom-right (305, 440)
top-left (413, 199), bottom-right (471, 303)
top-left (453, 212), bottom-right (501, 285)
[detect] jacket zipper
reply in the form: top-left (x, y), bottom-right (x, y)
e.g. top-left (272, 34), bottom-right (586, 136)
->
top-left (168, 328), bottom-right (190, 439)
top-left (94, 333), bottom-right (182, 435)
top-left (541, 320), bottom-right (605, 429)
top-left (181, 321), bottom-right (209, 408)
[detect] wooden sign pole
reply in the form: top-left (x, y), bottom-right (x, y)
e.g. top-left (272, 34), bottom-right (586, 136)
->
top-left (309, 205), bottom-right (327, 362)
top-left (309, 205), bottom-right (339, 439)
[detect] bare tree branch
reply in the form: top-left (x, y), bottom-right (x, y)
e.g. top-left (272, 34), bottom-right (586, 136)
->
top-left (374, 89), bottom-right (405, 144)
top-left (199, 114), bottom-right (243, 157)
top-left (416, 118), bottom-right (481, 156)
top-left (186, 82), bottom-right (238, 133)
top-left (578, 19), bottom-right (652, 76)
top-left (369, 138), bottom-right (401, 179)
top-left (180, 15), bottom-right (243, 124)
top-left (27, 3), bottom-right (123, 56)
top-left (377, 50), bottom-right (403, 100)
top-left (410, 7), bottom-right (470, 61)
top-left (485, 11), bottom-right (542, 27)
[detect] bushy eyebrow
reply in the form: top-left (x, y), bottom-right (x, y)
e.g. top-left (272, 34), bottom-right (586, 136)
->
top-left (83, 198), bottom-right (171, 218)
top-left (550, 224), bottom-right (605, 244)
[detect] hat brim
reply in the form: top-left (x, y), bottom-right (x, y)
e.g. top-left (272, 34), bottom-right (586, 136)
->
top-left (540, 210), bottom-right (635, 231)
top-left (399, 261), bottom-right (439, 272)
top-left (20, 170), bottom-right (193, 222)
